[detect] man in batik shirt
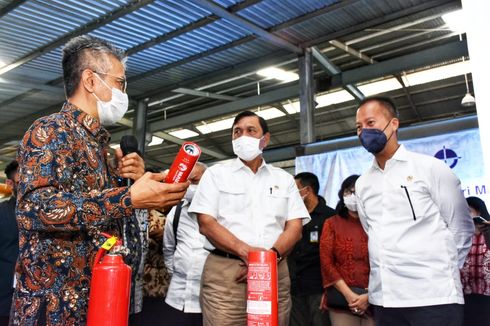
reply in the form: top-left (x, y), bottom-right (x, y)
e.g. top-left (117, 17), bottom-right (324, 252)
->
top-left (13, 35), bottom-right (188, 325)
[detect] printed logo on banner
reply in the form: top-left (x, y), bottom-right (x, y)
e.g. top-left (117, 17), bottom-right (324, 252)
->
top-left (434, 146), bottom-right (462, 169)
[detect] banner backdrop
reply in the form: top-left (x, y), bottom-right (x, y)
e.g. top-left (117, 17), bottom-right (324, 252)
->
top-left (295, 128), bottom-right (488, 208)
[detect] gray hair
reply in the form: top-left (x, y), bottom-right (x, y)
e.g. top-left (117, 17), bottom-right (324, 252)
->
top-left (62, 35), bottom-right (126, 98)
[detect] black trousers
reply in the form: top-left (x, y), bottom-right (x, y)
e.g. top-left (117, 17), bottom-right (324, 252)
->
top-left (373, 304), bottom-right (463, 326)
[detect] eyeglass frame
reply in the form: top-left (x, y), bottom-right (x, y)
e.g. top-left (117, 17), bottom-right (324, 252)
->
top-left (93, 70), bottom-right (127, 93)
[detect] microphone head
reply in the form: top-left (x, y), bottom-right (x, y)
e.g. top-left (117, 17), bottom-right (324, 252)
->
top-left (120, 135), bottom-right (140, 156)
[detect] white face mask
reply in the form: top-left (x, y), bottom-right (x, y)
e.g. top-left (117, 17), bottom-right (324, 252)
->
top-left (232, 135), bottom-right (263, 161)
top-left (92, 74), bottom-right (129, 126)
top-left (184, 184), bottom-right (197, 202)
top-left (343, 194), bottom-right (357, 212)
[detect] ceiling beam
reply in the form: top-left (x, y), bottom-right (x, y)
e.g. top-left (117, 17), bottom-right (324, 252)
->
top-left (311, 47), bottom-right (364, 101)
top-left (301, 0), bottom-right (459, 47)
top-left (0, 0), bottom-right (155, 76)
top-left (0, 0), bottom-right (28, 19)
top-left (142, 39), bottom-right (468, 133)
top-left (172, 88), bottom-right (239, 101)
top-left (125, 0), bottom-right (262, 56)
top-left (189, 0), bottom-right (302, 54)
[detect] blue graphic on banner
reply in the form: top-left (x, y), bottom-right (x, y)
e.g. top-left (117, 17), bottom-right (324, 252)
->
top-left (296, 128), bottom-right (487, 207)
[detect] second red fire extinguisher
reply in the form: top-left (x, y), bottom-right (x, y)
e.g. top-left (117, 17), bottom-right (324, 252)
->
top-left (87, 233), bottom-right (132, 326)
top-left (247, 250), bottom-right (278, 326)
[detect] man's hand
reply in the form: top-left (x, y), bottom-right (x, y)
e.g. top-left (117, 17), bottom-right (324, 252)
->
top-left (115, 148), bottom-right (145, 181)
top-left (130, 172), bottom-right (189, 209)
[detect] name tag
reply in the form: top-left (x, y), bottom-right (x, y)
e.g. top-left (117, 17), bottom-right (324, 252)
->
top-left (310, 231), bottom-right (318, 243)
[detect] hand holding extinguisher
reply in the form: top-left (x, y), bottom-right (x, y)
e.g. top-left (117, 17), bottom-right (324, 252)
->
top-left (87, 233), bottom-right (132, 326)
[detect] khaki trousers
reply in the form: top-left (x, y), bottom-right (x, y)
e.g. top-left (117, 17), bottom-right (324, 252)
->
top-left (200, 254), bottom-right (291, 326)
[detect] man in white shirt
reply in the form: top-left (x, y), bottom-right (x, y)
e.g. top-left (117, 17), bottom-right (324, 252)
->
top-left (163, 162), bottom-right (208, 325)
top-left (354, 96), bottom-right (474, 326)
top-left (189, 111), bottom-right (310, 326)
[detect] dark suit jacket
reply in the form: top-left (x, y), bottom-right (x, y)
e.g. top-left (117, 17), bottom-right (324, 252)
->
top-left (0, 196), bottom-right (18, 316)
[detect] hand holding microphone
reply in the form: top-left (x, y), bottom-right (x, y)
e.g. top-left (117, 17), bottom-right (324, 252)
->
top-left (116, 136), bottom-right (145, 184)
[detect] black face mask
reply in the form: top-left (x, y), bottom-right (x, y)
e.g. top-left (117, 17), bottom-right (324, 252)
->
top-left (359, 120), bottom-right (393, 154)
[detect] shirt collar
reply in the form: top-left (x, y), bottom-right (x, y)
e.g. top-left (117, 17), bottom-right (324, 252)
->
top-left (231, 157), bottom-right (270, 173)
top-left (61, 101), bottom-right (110, 145)
top-left (371, 144), bottom-right (408, 170)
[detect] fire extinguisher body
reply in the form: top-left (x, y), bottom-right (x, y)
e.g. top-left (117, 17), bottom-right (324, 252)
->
top-left (87, 254), bottom-right (132, 326)
top-left (247, 250), bottom-right (278, 326)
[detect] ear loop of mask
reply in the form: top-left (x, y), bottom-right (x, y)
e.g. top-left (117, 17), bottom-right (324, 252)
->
top-left (92, 73), bottom-right (111, 102)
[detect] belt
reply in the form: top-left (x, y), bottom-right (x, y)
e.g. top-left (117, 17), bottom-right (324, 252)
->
top-left (211, 249), bottom-right (241, 260)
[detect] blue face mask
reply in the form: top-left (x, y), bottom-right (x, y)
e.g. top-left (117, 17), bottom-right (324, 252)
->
top-left (359, 120), bottom-right (393, 154)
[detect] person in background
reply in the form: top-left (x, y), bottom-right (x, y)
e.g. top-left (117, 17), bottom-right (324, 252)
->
top-left (460, 196), bottom-right (490, 325)
top-left (319, 174), bottom-right (373, 326)
top-left (289, 172), bottom-right (335, 326)
top-left (140, 169), bottom-right (171, 324)
top-left (355, 96), bottom-right (474, 326)
top-left (0, 161), bottom-right (19, 326)
top-left (13, 35), bottom-right (188, 325)
top-left (189, 110), bottom-right (310, 325)
top-left (163, 162), bottom-right (208, 325)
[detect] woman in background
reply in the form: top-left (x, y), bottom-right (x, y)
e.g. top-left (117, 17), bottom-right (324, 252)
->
top-left (460, 196), bottom-right (490, 325)
top-left (319, 175), bottom-right (374, 326)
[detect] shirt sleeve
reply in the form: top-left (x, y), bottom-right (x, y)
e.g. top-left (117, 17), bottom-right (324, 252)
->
top-left (16, 121), bottom-right (133, 232)
top-left (163, 207), bottom-right (176, 276)
top-left (319, 218), bottom-right (342, 287)
top-left (355, 188), bottom-right (369, 233)
top-left (285, 175), bottom-right (310, 224)
top-left (188, 168), bottom-right (220, 218)
top-left (429, 159), bottom-right (474, 268)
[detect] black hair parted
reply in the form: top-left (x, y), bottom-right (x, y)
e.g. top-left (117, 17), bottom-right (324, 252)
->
top-left (62, 35), bottom-right (126, 98)
top-left (335, 174), bottom-right (360, 219)
top-left (232, 111), bottom-right (269, 134)
top-left (294, 172), bottom-right (320, 195)
top-left (358, 95), bottom-right (399, 119)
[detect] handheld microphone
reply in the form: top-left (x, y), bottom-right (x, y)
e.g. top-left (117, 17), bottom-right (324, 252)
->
top-left (120, 135), bottom-right (140, 187)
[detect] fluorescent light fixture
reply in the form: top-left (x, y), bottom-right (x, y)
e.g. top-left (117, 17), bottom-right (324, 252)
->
top-left (316, 90), bottom-right (355, 108)
top-left (405, 60), bottom-right (470, 86)
top-left (196, 117), bottom-right (235, 134)
top-left (257, 67), bottom-right (299, 82)
top-left (110, 144), bottom-right (120, 149)
top-left (148, 136), bottom-right (164, 146)
top-left (357, 78), bottom-right (401, 96)
top-left (168, 129), bottom-right (199, 139)
top-left (283, 101), bottom-right (300, 114)
top-left (442, 10), bottom-right (465, 33)
top-left (256, 108), bottom-right (286, 120)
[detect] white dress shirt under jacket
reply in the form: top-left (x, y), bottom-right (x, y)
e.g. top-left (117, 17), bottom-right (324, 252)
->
top-left (188, 158), bottom-right (310, 251)
top-left (163, 200), bottom-right (209, 313)
top-left (356, 144), bottom-right (474, 308)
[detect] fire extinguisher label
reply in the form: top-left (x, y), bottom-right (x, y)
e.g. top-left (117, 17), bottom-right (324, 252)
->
top-left (247, 262), bottom-right (272, 316)
top-left (101, 236), bottom-right (117, 250)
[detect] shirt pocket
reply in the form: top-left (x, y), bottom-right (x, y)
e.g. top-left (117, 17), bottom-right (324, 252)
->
top-left (218, 186), bottom-right (246, 217)
top-left (398, 180), bottom-right (428, 221)
top-left (266, 190), bottom-right (289, 222)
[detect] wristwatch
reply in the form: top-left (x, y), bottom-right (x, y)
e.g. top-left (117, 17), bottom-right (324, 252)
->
top-left (271, 247), bottom-right (283, 262)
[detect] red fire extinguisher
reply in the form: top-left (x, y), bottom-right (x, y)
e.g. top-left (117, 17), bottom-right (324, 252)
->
top-left (247, 250), bottom-right (278, 326)
top-left (87, 233), bottom-right (132, 326)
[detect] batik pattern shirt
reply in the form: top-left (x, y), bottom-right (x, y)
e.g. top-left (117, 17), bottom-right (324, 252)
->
top-left (13, 102), bottom-right (135, 326)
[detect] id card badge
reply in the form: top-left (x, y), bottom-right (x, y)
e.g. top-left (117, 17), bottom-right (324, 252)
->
top-left (310, 231), bottom-right (319, 243)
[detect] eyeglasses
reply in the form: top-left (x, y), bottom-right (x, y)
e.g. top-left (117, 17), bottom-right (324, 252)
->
top-left (344, 188), bottom-right (355, 196)
top-left (93, 71), bottom-right (127, 93)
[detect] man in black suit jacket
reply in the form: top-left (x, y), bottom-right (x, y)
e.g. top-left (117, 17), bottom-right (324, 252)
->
top-left (0, 161), bottom-right (19, 326)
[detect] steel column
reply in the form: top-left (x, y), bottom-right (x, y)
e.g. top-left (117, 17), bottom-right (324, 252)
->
top-left (298, 49), bottom-right (315, 144)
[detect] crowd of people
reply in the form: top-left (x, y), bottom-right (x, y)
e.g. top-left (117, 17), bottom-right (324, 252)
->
top-left (0, 35), bottom-right (488, 326)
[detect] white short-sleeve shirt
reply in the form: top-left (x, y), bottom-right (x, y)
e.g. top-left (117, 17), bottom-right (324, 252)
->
top-left (356, 144), bottom-right (474, 308)
top-left (188, 158), bottom-right (310, 250)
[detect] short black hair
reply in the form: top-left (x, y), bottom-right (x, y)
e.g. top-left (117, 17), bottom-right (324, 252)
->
top-left (335, 174), bottom-right (360, 219)
top-left (466, 196), bottom-right (490, 221)
top-left (62, 35), bottom-right (126, 98)
top-left (232, 111), bottom-right (269, 134)
top-left (358, 96), bottom-right (399, 119)
top-left (294, 172), bottom-right (320, 195)
top-left (4, 160), bottom-right (18, 180)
